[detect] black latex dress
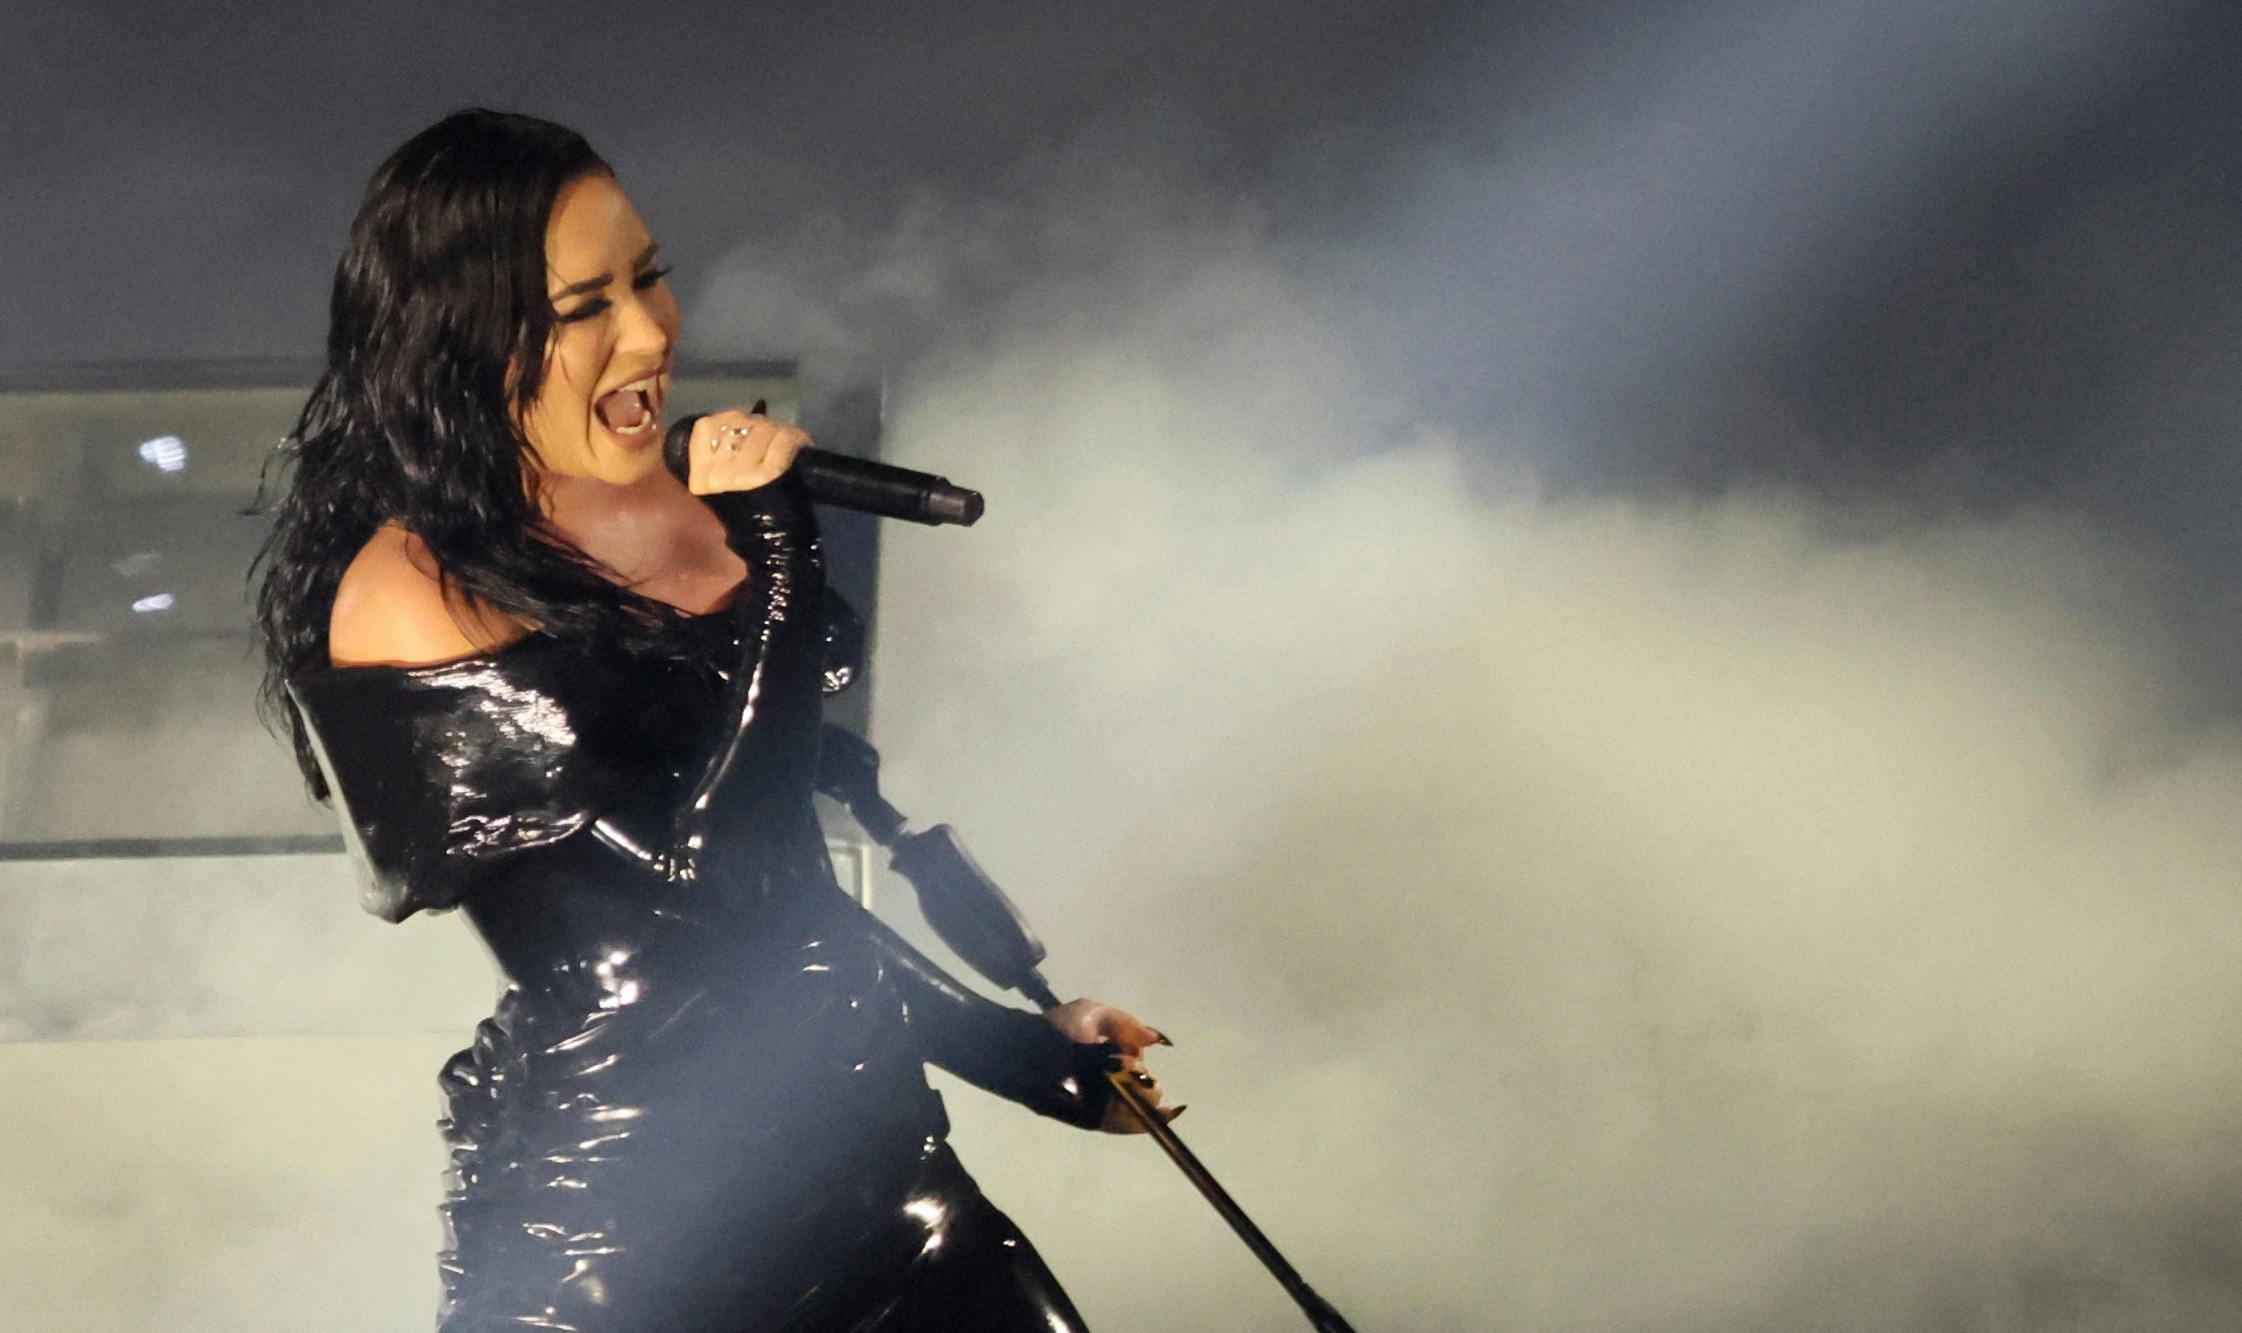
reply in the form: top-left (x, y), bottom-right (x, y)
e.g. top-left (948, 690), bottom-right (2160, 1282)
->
top-left (287, 475), bottom-right (1109, 1331)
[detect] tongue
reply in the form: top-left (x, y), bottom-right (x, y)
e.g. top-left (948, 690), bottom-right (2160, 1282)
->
top-left (596, 388), bottom-right (650, 430)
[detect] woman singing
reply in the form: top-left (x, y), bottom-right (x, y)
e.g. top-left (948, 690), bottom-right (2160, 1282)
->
top-left (252, 109), bottom-right (1168, 1331)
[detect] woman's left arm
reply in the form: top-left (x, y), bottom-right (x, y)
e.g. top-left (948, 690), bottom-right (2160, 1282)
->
top-left (658, 408), bottom-right (1173, 1128)
top-left (849, 905), bottom-right (1174, 1132)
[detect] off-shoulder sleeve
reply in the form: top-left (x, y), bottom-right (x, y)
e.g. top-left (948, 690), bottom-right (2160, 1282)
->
top-left (288, 648), bottom-right (642, 922)
top-left (286, 473), bottom-right (824, 921)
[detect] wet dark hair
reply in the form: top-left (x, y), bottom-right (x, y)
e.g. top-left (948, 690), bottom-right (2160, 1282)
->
top-left (251, 108), bottom-right (692, 801)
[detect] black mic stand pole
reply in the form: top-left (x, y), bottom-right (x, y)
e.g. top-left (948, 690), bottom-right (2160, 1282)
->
top-left (1011, 968), bottom-right (1361, 1333)
top-left (818, 728), bottom-right (1360, 1333)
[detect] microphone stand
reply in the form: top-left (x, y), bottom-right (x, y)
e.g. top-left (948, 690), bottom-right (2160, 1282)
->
top-left (1012, 969), bottom-right (1361, 1333)
top-left (819, 728), bottom-right (1360, 1333)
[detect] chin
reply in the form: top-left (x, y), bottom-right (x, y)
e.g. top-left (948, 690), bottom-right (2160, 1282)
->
top-left (599, 449), bottom-right (670, 488)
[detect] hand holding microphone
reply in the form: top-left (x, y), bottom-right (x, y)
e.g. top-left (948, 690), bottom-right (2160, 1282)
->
top-left (664, 402), bottom-right (983, 526)
top-left (674, 404), bottom-right (811, 496)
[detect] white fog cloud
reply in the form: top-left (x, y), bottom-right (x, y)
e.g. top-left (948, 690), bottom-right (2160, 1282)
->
top-left (697, 96), bottom-right (2242, 1326)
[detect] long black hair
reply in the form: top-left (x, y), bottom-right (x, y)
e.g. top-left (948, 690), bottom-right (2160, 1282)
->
top-left (252, 109), bottom-right (693, 801)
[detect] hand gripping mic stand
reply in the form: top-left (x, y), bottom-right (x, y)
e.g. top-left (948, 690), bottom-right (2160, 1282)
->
top-left (817, 726), bottom-right (1360, 1333)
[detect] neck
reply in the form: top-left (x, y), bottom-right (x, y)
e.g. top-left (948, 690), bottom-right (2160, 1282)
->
top-left (528, 465), bottom-right (723, 590)
top-left (537, 457), bottom-right (684, 524)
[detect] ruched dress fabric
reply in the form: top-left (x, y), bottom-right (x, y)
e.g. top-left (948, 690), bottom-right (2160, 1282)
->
top-left (287, 475), bottom-right (1108, 1332)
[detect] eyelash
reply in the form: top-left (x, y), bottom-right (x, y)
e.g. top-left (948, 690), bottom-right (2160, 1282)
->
top-left (554, 265), bottom-right (673, 324)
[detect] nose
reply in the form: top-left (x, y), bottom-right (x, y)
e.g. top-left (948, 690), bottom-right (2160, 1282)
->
top-left (615, 282), bottom-right (676, 362)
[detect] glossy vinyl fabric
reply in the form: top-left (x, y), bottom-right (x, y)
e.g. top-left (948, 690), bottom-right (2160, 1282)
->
top-left (288, 475), bottom-right (1110, 1332)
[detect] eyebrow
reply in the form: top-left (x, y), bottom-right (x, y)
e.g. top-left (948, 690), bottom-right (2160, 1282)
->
top-left (550, 243), bottom-right (662, 302)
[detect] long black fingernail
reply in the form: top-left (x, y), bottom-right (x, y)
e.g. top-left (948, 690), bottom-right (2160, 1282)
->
top-left (751, 398), bottom-right (768, 415)
top-left (1166, 1105), bottom-right (1187, 1121)
top-left (1155, 1030), bottom-right (1175, 1047)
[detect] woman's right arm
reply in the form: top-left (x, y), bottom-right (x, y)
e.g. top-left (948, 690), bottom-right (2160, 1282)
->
top-left (292, 527), bottom-right (601, 923)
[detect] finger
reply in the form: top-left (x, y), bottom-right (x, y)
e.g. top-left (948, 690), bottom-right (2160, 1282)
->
top-left (1102, 1085), bottom-right (1160, 1134)
top-left (713, 427), bottom-right (807, 493)
top-left (1109, 1059), bottom-right (1164, 1106)
top-left (1043, 998), bottom-right (1108, 1045)
top-left (760, 424), bottom-right (814, 476)
top-left (1105, 1011), bottom-right (1165, 1057)
top-left (1098, 1066), bottom-right (1179, 1135)
top-left (691, 411), bottom-right (811, 494)
top-left (685, 411), bottom-right (754, 494)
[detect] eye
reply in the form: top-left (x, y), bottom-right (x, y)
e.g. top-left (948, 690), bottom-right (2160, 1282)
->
top-left (553, 264), bottom-right (668, 323)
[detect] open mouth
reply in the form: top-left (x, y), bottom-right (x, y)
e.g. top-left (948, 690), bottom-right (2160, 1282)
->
top-left (594, 374), bottom-right (663, 438)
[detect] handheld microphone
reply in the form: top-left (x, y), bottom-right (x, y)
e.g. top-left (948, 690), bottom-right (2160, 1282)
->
top-left (663, 414), bottom-right (983, 527)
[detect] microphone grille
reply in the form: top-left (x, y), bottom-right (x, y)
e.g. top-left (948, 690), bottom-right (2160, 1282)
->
top-left (661, 414), bottom-right (702, 485)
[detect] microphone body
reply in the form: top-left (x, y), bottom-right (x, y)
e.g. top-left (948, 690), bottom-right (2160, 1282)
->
top-left (663, 415), bottom-right (983, 527)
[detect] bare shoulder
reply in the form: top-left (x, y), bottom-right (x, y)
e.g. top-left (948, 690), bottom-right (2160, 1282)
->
top-left (327, 522), bottom-right (529, 667)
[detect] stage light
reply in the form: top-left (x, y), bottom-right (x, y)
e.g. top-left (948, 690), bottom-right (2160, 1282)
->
top-left (137, 435), bottom-right (188, 473)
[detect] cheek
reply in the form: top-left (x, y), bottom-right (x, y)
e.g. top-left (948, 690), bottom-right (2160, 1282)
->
top-left (528, 337), bottom-right (600, 442)
top-left (548, 334), bottom-right (601, 408)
